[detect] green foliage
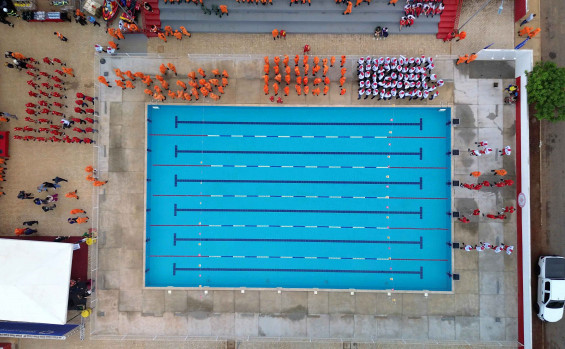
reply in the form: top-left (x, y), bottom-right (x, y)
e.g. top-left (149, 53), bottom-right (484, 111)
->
top-left (526, 61), bottom-right (565, 121)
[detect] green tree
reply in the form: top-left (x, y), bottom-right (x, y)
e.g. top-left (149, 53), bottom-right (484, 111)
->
top-left (526, 61), bottom-right (565, 121)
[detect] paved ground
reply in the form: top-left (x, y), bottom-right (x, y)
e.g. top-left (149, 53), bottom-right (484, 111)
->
top-left (0, 0), bottom-right (527, 347)
top-left (534, 0), bottom-right (565, 346)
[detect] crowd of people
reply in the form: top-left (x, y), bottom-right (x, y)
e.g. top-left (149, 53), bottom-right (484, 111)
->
top-left (456, 241), bottom-right (514, 255)
top-left (263, 54), bottom-right (347, 99)
top-left (97, 63), bottom-right (229, 103)
top-left (3, 50), bottom-right (102, 144)
top-left (357, 55), bottom-right (443, 101)
top-left (455, 138), bottom-right (516, 249)
top-left (400, 0), bottom-right (444, 30)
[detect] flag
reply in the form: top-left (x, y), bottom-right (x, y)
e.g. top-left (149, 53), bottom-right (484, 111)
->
top-left (515, 37), bottom-right (529, 50)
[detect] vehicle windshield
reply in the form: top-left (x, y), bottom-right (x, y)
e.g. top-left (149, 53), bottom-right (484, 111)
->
top-left (547, 301), bottom-right (565, 309)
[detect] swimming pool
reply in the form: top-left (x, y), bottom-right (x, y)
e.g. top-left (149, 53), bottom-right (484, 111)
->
top-left (145, 105), bottom-right (452, 291)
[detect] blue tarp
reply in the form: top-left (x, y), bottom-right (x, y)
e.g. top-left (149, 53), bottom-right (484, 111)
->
top-left (0, 322), bottom-right (78, 337)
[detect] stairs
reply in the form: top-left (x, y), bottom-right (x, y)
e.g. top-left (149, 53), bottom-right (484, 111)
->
top-left (142, 0), bottom-right (161, 37)
top-left (435, 0), bottom-right (461, 40)
top-left (158, 0), bottom-right (441, 35)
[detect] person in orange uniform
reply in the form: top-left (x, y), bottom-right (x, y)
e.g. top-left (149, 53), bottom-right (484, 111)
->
top-left (114, 68), bottom-right (125, 80)
top-left (222, 77), bottom-right (228, 87)
top-left (188, 71), bottom-right (197, 80)
top-left (284, 86), bottom-right (289, 96)
top-left (340, 55), bottom-right (346, 67)
top-left (263, 84), bottom-right (269, 95)
top-left (142, 76), bottom-right (153, 86)
top-left (340, 88), bottom-right (346, 95)
top-left (93, 180), bottom-right (108, 186)
top-left (330, 56), bottom-right (336, 67)
top-left (528, 27), bottom-right (541, 38)
top-left (173, 30), bottom-right (183, 40)
top-left (466, 53), bottom-right (478, 64)
top-left (176, 80), bottom-right (187, 90)
top-left (323, 85), bottom-right (330, 95)
top-left (284, 74), bottom-right (291, 85)
top-left (180, 26), bottom-right (191, 37)
top-left (343, 1), bottom-right (352, 14)
top-left (304, 85), bottom-right (310, 95)
top-left (456, 54), bottom-right (469, 65)
top-left (98, 76), bottom-right (111, 87)
top-left (295, 84), bottom-right (302, 95)
top-left (108, 41), bottom-right (119, 51)
top-left (76, 217), bottom-right (89, 224)
top-left (115, 80), bottom-right (126, 89)
top-left (219, 5), bottom-right (228, 16)
top-left (62, 67), bottom-right (74, 77)
top-left (283, 55), bottom-right (289, 67)
top-left (125, 80), bottom-right (136, 89)
top-left (294, 55), bottom-right (300, 66)
top-left (340, 67), bottom-right (347, 76)
top-left (158, 32), bottom-right (167, 42)
top-left (70, 209), bottom-right (86, 215)
top-left (125, 71), bottom-right (136, 80)
top-left (455, 31), bottom-right (466, 42)
top-left (272, 28), bottom-right (279, 40)
top-left (66, 190), bottom-right (79, 199)
top-left (210, 93), bottom-right (221, 101)
top-left (198, 68), bottom-right (206, 78)
top-left (273, 82), bottom-right (279, 95)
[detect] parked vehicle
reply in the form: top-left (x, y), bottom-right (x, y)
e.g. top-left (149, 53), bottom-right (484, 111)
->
top-left (536, 256), bottom-right (565, 322)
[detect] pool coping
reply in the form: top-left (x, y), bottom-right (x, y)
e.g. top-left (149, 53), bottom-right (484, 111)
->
top-left (143, 104), bottom-right (455, 294)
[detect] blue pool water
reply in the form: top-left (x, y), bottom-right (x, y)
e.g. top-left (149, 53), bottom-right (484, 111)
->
top-left (145, 105), bottom-right (452, 291)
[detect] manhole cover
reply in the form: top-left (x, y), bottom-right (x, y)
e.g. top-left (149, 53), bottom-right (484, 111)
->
top-left (549, 52), bottom-right (557, 59)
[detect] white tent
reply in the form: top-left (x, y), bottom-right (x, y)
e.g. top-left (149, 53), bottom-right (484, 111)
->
top-left (0, 238), bottom-right (73, 325)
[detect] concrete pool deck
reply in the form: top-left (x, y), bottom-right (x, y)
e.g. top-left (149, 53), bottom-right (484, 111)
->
top-left (78, 54), bottom-right (518, 345)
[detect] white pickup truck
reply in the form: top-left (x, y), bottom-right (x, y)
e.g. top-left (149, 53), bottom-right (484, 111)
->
top-left (536, 256), bottom-right (565, 322)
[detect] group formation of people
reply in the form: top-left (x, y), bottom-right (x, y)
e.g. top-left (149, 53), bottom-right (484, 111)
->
top-left (504, 83), bottom-right (519, 104)
top-left (357, 55), bottom-right (443, 101)
top-left (271, 29), bottom-right (288, 40)
top-left (400, 0), bottom-right (444, 30)
top-left (3, 50), bottom-right (101, 144)
top-left (85, 165), bottom-right (109, 187)
top-left (16, 176), bottom-right (68, 213)
top-left (456, 141), bottom-right (516, 228)
top-left (263, 54), bottom-right (347, 99)
top-left (98, 62), bottom-right (230, 103)
top-left (468, 141), bottom-right (512, 157)
top-left (457, 241), bottom-right (514, 255)
top-left (0, 157), bottom-right (7, 195)
top-left (154, 25), bottom-right (192, 42)
top-left (455, 53), bottom-right (478, 65)
top-left (373, 26), bottom-right (389, 39)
